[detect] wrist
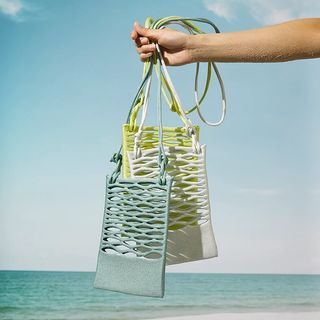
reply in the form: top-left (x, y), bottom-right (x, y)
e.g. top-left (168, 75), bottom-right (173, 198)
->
top-left (186, 34), bottom-right (210, 63)
top-left (186, 33), bottom-right (222, 63)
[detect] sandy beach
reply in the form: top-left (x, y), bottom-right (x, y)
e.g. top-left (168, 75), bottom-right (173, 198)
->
top-left (148, 312), bottom-right (320, 320)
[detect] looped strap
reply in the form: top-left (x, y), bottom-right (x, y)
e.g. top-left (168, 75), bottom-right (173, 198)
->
top-left (109, 16), bottom-right (226, 184)
top-left (109, 153), bottom-right (122, 183)
top-left (110, 152), bottom-right (122, 164)
top-left (158, 153), bottom-right (168, 185)
top-left (133, 132), bottom-right (142, 158)
top-left (186, 127), bottom-right (201, 154)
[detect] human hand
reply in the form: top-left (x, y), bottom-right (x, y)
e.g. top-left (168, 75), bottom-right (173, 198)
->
top-left (130, 22), bottom-right (193, 66)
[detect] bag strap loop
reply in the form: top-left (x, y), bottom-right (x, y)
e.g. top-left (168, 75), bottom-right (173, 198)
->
top-left (129, 16), bottom-right (220, 129)
top-left (110, 44), bottom-right (169, 185)
top-left (152, 16), bottom-right (227, 126)
top-left (110, 16), bottom-right (227, 183)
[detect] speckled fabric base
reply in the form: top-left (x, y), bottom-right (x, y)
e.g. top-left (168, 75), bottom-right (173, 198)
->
top-left (94, 175), bottom-right (172, 297)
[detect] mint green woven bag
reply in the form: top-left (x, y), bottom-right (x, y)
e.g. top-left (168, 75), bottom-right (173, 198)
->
top-left (94, 176), bottom-right (171, 297)
top-left (94, 56), bottom-right (172, 298)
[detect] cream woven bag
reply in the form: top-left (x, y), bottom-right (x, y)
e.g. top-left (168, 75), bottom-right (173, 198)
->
top-left (125, 22), bottom-right (227, 264)
top-left (127, 144), bottom-right (218, 265)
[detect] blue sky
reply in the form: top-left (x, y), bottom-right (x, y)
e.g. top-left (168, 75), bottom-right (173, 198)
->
top-left (1, 0), bottom-right (319, 274)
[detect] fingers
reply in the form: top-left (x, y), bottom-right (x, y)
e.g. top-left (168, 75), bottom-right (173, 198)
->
top-left (136, 43), bottom-right (155, 54)
top-left (136, 44), bottom-right (155, 62)
top-left (140, 52), bottom-right (153, 62)
top-left (135, 37), bottom-right (150, 47)
top-left (134, 22), bottom-right (149, 37)
top-left (130, 30), bottom-right (137, 41)
top-left (133, 21), bottom-right (160, 41)
top-left (130, 21), bottom-right (159, 62)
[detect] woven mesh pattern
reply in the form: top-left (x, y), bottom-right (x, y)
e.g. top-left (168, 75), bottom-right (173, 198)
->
top-left (122, 124), bottom-right (200, 178)
top-left (127, 145), bottom-right (211, 231)
top-left (100, 176), bottom-right (171, 260)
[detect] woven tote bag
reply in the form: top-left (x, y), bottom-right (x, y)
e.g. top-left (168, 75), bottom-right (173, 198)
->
top-left (124, 35), bottom-right (220, 265)
top-left (127, 144), bottom-right (218, 265)
top-left (123, 124), bottom-right (201, 178)
top-left (122, 57), bottom-right (201, 179)
top-left (94, 60), bottom-right (172, 298)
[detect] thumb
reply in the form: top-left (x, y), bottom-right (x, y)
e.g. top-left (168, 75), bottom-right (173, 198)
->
top-left (134, 22), bottom-right (161, 42)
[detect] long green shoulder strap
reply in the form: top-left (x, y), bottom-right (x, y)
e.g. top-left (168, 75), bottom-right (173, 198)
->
top-left (129, 16), bottom-right (226, 130)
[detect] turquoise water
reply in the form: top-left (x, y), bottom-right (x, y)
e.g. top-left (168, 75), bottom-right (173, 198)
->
top-left (1, 271), bottom-right (319, 320)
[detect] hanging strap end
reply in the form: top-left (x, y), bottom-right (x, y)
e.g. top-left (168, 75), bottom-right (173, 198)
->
top-left (110, 153), bottom-right (122, 163)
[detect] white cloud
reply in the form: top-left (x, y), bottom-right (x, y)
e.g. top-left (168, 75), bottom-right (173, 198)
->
top-left (0, 0), bottom-right (23, 16)
top-left (204, 0), bottom-right (320, 25)
top-left (205, 0), bottom-right (234, 22)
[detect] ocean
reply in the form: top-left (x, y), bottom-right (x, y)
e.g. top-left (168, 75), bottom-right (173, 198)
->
top-left (1, 271), bottom-right (319, 320)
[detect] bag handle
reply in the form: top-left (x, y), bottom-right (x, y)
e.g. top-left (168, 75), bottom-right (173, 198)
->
top-left (155, 55), bottom-right (168, 185)
top-left (154, 40), bottom-right (201, 154)
top-left (133, 65), bottom-right (153, 158)
top-left (129, 16), bottom-right (218, 130)
top-left (128, 17), bottom-right (154, 131)
top-left (152, 16), bottom-right (227, 125)
top-left (110, 16), bottom-right (227, 182)
top-left (133, 47), bottom-right (201, 158)
top-left (109, 48), bottom-right (169, 185)
top-left (194, 62), bottom-right (227, 126)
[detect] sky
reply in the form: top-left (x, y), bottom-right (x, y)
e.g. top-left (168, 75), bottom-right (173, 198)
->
top-left (0, 0), bottom-right (319, 274)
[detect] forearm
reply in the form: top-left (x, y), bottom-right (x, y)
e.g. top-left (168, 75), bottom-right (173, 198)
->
top-left (187, 18), bottom-right (320, 63)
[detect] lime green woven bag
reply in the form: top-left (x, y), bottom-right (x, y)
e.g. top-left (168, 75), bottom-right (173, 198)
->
top-left (123, 125), bottom-right (200, 178)
top-left (122, 17), bottom-right (203, 179)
